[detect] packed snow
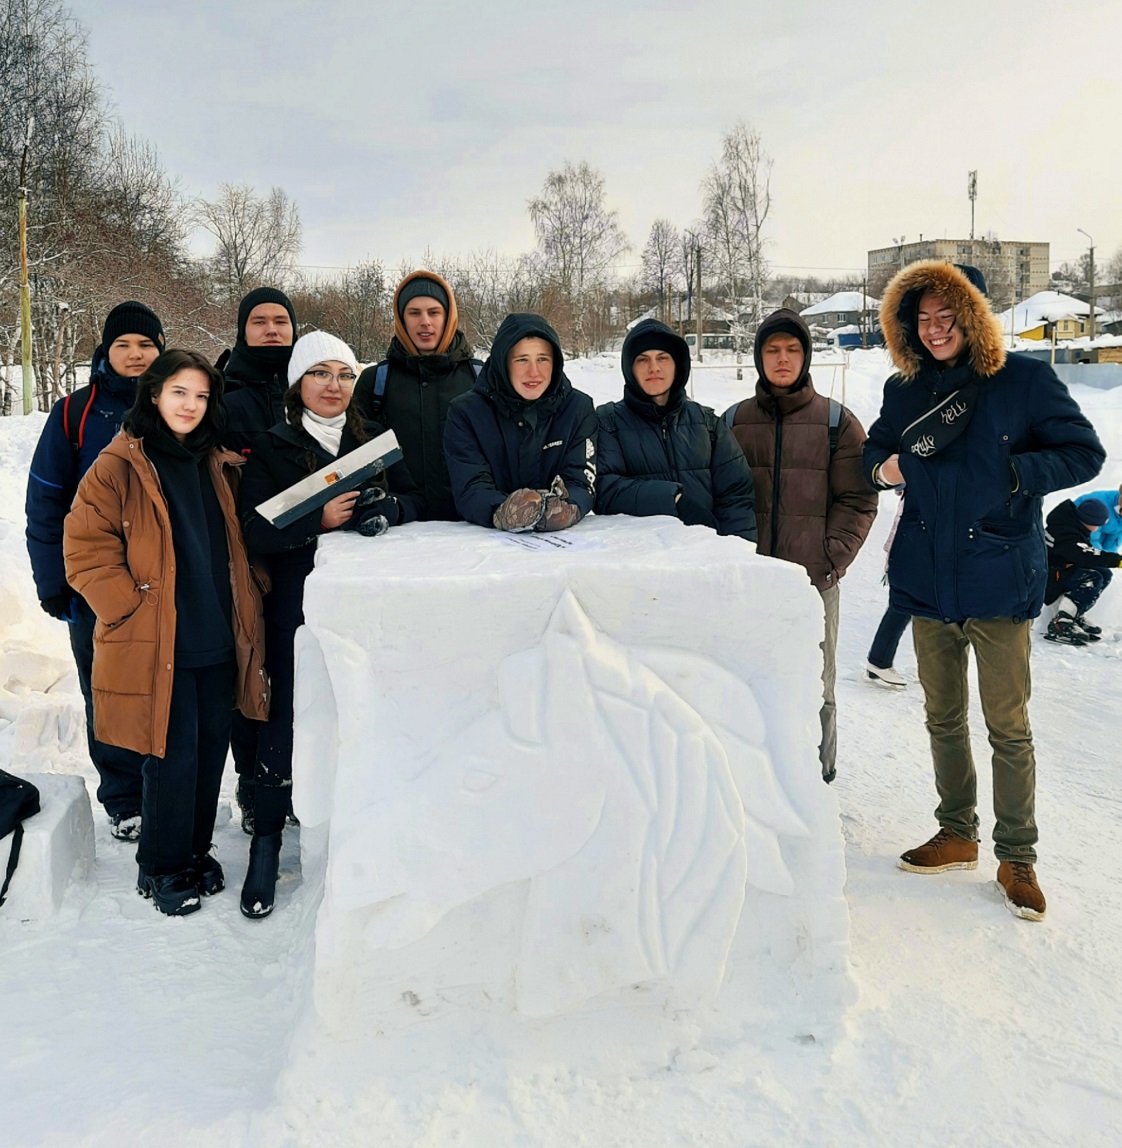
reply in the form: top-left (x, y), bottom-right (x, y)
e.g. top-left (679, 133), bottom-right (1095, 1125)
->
top-left (2, 348), bottom-right (1121, 1147)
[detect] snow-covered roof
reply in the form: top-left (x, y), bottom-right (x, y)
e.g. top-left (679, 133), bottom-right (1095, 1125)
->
top-left (799, 291), bottom-right (880, 316)
top-left (997, 291), bottom-right (1107, 335)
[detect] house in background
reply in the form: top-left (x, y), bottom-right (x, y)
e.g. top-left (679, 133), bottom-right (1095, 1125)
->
top-left (996, 291), bottom-right (1107, 340)
top-left (798, 291), bottom-right (881, 331)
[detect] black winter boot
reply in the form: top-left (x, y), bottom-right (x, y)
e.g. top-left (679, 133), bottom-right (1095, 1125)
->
top-left (240, 832), bottom-right (282, 920)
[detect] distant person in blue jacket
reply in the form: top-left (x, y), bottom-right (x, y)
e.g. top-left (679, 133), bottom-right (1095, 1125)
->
top-left (25, 301), bottom-right (165, 840)
top-left (1074, 485), bottom-right (1122, 554)
top-left (444, 313), bottom-right (596, 533)
top-left (864, 261), bottom-right (1104, 922)
top-left (595, 319), bottom-right (756, 541)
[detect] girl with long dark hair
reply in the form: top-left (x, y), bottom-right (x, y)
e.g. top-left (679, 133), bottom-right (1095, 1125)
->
top-left (63, 349), bottom-right (269, 916)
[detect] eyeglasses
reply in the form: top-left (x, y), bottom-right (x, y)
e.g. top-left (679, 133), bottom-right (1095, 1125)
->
top-left (303, 368), bottom-right (357, 389)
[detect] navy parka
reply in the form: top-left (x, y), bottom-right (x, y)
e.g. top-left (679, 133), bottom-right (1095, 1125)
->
top-left (596, 320), bottom-right (756, 541)
top-left (26, 347), bottom-right (138, 601)
top-left (443, 314), bottom-right (597, 527)
top-left (864, 261), bottom-right (1104, 623)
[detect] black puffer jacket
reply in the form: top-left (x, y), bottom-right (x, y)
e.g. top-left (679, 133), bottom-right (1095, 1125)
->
top-left (220, 342), bottom-right (292, 456)
top-left (596, 320), bottom-right (756, 540)
top-left (239, 419), bottom-right (423, 595)
top-left (353, 332), bottom-right (478, 521)
top-left (443, 314), bottom-right (597, 528)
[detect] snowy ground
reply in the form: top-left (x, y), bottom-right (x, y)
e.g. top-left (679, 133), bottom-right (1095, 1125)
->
top-left (2, 348), bottom-right (1121, 1147)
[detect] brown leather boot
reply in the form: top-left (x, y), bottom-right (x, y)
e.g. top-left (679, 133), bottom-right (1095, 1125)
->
top-left (898, 826), bottom-right (979, 873)
top-left (996, 860), bottom-right (1046, 921)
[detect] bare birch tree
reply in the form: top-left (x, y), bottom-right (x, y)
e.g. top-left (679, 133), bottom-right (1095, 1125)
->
top-left (196, 183), bottom-right (302, 299)
top-left (641, 219), bottom-right (682, 320)
top-left (528, 161), bottom-right (629, 351)
top-left (701, 121), bottom-right (772, 324)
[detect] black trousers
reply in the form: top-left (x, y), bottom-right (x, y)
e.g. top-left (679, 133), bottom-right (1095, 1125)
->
top-left (68, 597), bottom-right (144, 816)
top-left (137, 662), bottom-right (235, 876)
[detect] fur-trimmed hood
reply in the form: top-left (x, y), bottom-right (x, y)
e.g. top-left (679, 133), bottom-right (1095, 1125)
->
top-left (880, 260), bottom-right (1006, 381)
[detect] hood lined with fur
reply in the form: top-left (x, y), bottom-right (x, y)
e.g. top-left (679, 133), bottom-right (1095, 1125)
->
top-left (880, 260), bottom-right (1006, 381)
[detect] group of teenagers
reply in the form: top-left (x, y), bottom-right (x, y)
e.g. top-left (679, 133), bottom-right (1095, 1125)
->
top-left (23, 260), bottom-right (1114, 925)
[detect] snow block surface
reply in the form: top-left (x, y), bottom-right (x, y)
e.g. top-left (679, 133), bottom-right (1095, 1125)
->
top-left (0, 772), bottom-right (94, 919)
top-left (294, 516), bottom-right (850, 1047)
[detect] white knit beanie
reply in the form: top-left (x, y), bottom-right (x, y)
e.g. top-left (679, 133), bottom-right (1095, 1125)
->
top-left (287, 330), bottom-right (359, 385)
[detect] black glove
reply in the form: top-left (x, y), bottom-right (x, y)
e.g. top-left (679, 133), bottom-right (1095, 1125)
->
top-left (346, 486), bottom-right (401, 534)
top-left (41, 591), bottom-right (76, 621)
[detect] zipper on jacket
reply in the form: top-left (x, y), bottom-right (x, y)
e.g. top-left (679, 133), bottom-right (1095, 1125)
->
top-left (771, 410), bottom-right (783, 554)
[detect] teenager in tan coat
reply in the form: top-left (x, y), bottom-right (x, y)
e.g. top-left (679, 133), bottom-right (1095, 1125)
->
top-left (64, 350), bottom-right (268, 916)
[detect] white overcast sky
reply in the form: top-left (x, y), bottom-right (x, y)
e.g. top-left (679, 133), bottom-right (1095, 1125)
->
top-left (69, 0), bottom-right (1122, 281)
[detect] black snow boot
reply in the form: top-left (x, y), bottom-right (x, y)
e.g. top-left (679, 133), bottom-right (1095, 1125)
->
top-left (191, 850), bottom-right (225, 896)
top-left (240, 832), bottom-right (282, 920)
top-left (138, 869), bottom-right (202, 916)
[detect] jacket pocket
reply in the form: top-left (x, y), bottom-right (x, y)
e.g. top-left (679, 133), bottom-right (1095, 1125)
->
top-left (958, 520), bottom-right (1032, 616)
top-left (886, 517), bottom-right (936, 612)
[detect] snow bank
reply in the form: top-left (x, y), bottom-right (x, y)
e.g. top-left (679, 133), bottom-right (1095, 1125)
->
top-left (281, 516), bottom-right (852, 1108)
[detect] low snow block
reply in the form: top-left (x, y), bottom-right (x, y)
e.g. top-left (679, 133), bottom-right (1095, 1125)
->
top-left (0, 772), bottom-right (94, 919)
top-left (293, 517), bottom-right (851, 1045)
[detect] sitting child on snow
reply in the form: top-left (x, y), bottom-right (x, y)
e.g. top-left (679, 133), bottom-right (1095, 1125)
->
top-left (1044, 496), bottom-right (1122, 645)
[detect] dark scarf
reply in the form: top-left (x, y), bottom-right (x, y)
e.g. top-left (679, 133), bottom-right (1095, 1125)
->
top-left (145, 428), bottom-right (234, 668)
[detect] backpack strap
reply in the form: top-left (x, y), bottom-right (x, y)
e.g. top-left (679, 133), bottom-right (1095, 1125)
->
top-left (827, 397), bottom-right (842, 456)
top-left (722, 403), bottom-right (738, 430)
top-left (470, 359), bottom-right (484, 379)
top-left (63, 383), bottom-right (97, 452)
top-left (0, 770), bottom-right (41, 908)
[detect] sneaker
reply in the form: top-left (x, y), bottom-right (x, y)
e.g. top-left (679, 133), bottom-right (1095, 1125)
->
top-left (110, 812), bottom-right (142, 842)
top-left (866, 662), bottom-right (907, 688)
top-left (137, 870), bottom-right (202, 916)
top-left (1072, 615), bottom-right (1101, 642)
top-left (190, 852), bottom-right (225, 897)
top-left (996, 860), bottom-right (1046, 921)
top-left (1044, 612), bottom-right (1087, 646)
top-left (898, 826), bottom-right (979, 873)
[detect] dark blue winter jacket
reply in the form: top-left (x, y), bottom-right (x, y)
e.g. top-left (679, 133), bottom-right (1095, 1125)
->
top-left (25, 348), bottom-right (139, 601)
top-left (444, 313), bottom-right (597, 527)
top-left (865, 261), bottom-right (1105, 623)
top-left (596, 319), bottom-right (756, 541)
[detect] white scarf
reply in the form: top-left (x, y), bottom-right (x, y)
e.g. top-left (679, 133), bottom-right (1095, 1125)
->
top-left (299, 408), bottom-right (346, 457)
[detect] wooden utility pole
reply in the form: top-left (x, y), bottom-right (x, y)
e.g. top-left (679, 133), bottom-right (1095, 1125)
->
top-left (695, 244), bottom-right (703, 363)
top-left (19, 117), bottom-right (35, 415)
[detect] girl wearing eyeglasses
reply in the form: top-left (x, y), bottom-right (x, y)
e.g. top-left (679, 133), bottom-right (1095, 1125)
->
top-left (237, 331), bottom-right (421, 918)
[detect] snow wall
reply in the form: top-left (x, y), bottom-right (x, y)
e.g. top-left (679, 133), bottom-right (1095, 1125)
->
top-left (282, 517), bottom-right (853, 1097)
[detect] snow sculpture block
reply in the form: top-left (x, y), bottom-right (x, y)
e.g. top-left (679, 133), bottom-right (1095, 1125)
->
top-left (294, 517), bottom-right (850, 1036)
top-left (0, 772), bottom-right (93, 919)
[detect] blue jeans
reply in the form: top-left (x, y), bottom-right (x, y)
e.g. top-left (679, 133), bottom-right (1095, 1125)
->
top-left (67, 597), bottom-right (144, 816)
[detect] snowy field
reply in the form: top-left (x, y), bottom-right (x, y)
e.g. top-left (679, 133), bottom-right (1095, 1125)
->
top-left (2, 348), bottom-right (1121, 1147)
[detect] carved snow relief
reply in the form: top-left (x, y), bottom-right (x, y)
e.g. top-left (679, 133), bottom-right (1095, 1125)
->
top-left (325, 587), bottom-right (808, 1018)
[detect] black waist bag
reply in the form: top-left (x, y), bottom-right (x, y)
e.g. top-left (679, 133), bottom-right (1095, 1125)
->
top-left (1, 769), bottom-right (42, 908)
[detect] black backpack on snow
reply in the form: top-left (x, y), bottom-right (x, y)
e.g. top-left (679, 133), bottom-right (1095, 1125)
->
top-left (0, 769), bottom-right (41, 908)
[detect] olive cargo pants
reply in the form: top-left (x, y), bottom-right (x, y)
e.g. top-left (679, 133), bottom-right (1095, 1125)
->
top-left (912, 616), bottom-right (1038, 862)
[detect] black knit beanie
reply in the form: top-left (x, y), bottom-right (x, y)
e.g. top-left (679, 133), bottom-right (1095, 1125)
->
top-left (396, 276), bottom-right (450, 319)
top-left (237, 287), bottom-right (298, 344)
top-left (102, 301), bottom-right (165, 351)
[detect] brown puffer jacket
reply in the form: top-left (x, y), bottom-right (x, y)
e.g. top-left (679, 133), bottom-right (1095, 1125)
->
top-left (63, 433), bottom-right (269, 757)
top-left (728, 310), bottom-right (877, 590)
